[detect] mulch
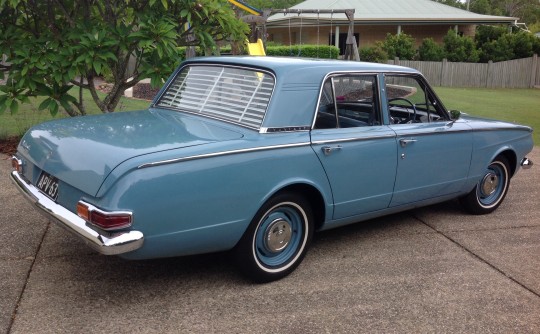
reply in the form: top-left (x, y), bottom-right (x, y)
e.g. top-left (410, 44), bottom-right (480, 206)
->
top-left (0, 137), bottom-right (19, 156)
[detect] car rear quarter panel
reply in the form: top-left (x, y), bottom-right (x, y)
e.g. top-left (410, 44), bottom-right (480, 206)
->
top-left (91, 134), bottom-right (333, 260)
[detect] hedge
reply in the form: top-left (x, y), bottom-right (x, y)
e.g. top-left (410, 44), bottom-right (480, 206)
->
top-left (266, 45), bottom-right (339, 59)
top-left (176, 44), bottom-right (339, 60)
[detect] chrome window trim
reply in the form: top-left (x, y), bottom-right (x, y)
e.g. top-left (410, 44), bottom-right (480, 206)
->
top-left (138, 142), bottom-right (311, 169)
top-left (154, 63), bottom-right (277, 131)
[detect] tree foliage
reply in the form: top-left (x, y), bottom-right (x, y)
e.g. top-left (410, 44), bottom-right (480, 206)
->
top-left (0, 0), bottom-right (249, 116)
top-left (431, 0), bottom-right (540, 26)
top-left (246, 0), bottom-right (303, 10)
top-left (476, 25), bottom-right (540, 62)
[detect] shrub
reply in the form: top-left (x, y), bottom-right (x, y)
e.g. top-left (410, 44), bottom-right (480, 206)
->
top-left (379, 32), bottom-right (416, 60)
top-left (477, 29), bottom-right (540, 62)
top-left (443, 30), bottom-right (479, 62)
top-left (359, 46), bottom-right (388, 63)
top-left (479, 37), bottom-right (514, 62)
top-left (475, 25), bottom-right (507, 47)
top-left (417, 38), bottom-right (445, 61)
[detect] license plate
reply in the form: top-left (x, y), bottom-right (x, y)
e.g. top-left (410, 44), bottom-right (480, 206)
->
top-left (36, 171), bottom-right (59, 201)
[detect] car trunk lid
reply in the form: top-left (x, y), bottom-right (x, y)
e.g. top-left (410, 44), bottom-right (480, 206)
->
top-left (18, 109), bottom-right (244, 195)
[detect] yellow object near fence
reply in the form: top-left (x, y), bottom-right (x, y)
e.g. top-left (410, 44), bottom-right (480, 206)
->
top-left (247, 39), bottom-right (266, 56)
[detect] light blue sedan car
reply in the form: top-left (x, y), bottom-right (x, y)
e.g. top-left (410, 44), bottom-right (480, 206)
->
top-left (11, 57), bottom-right (534, 282)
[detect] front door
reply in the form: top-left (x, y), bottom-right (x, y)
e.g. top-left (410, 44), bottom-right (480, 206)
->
top-left (383, 74), bottom-right (473, 207)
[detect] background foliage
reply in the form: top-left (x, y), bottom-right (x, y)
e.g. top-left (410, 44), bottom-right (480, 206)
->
top-left (0, 0), bottom-right (249, 116)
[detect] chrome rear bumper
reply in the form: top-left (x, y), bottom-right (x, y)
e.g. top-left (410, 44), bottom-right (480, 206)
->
top-left (521, 157), bottom-right (533, 169)
top-left (10, 171), bottom-right (144, 255)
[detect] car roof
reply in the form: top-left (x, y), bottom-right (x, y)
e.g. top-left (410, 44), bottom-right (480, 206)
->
top-left (183, 56), bottom-right (419, 77)
top-left (173, 56), bottom-right (421, 130)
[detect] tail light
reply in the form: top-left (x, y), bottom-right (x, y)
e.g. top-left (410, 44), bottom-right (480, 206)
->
top-left (77, 201), bottom-right (132, 231)
top-left (11, 156), bottom-right (23, 173)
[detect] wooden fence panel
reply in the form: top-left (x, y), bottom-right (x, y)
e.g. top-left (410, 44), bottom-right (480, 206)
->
top-left (488, 57), bottom-right (534, 88)
top-left (388, 55), bottom-right (539, 89)
top-left (443, 61), bottom-right (488, 88)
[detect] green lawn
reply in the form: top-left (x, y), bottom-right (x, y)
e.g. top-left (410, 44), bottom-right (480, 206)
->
top-left (0, 91), bottom-right (150, 139)
top-left (433, 87), bottom-right (539, 145)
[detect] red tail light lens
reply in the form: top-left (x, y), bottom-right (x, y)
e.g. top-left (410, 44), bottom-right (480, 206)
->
top-left (11, 156), bottom-right (23, 173)
top-left (77, 201), bottom-right (132, 231)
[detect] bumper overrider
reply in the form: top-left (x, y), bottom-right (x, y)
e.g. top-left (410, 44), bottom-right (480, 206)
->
top-left (10, 171), bottom-right (144, 255)
top-left (521, 157), bottom-right (533, 169)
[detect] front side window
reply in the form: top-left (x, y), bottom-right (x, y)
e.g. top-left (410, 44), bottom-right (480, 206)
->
top-left (385, 75), bottom-right (448, 124)
top-left (157, 65), bottom-right (274, 129)
top-left (314, 75), bottom-right (380, 129)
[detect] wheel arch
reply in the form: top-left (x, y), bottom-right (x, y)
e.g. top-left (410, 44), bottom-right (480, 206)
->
top-left (496, 149), bottom-right (517, 177)
top-left (272, 183), bottom-right (327, 232)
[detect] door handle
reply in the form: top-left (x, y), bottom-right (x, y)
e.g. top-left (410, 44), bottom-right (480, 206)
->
top-left (322, 145), bottom-right (342, 156)
top-left (399, 138), bottom-right (417, 147)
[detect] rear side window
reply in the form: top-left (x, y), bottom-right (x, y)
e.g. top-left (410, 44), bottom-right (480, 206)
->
top-left (157, 65), bottom-right (274, 129)
top-left (314, 75), bottom-right (380, 129)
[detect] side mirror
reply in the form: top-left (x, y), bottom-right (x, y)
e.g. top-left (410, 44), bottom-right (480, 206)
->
top-left (449, 110), bottom-right (461, 121)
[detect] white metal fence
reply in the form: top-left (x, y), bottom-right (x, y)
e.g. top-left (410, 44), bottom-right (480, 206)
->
top-left (388, 54), bottom-right (540, 89)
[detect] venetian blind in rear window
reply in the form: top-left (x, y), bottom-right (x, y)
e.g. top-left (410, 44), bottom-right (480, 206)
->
top-left (157, 65), bottom-right (275, 129)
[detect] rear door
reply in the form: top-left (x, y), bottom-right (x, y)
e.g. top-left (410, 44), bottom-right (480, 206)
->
top-left (311, 74), bottom-right (397, 219)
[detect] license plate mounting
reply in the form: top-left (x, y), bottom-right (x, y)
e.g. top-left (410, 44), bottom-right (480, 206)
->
top-left (36, 171), bottom-right (59, 201)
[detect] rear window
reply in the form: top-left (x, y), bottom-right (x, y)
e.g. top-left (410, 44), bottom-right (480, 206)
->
top-left (157, 65), bottom-right (275, 129)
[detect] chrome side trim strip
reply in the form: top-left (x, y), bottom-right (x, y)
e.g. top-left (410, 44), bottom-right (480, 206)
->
top-left (261, 126), bottom-right (311, 133)
top-left (138, 142), bottom-right (311, 169)
top-left (472, 126), bottom-right (533, 133)
top-left (10, 171), bottom-right (144, 255)
top-left (311, 134), bottom-right (396, 145)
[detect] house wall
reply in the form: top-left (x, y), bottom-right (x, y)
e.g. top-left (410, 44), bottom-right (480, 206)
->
top-left (267, 24), bottom-right (476, 48)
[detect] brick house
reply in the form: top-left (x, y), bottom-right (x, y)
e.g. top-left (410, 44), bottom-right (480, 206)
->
top-left (265, 0), bottom-right (518, 54)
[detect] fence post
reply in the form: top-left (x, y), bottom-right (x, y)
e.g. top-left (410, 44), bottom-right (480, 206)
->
top-left (530, 54), bottom-right (538, 88)
top-left (394, 57), bottom-right (400, 66)
top-left (486, 60), bottom-right (493, 88)
top-left (440, 58), bottom-right (447, 87)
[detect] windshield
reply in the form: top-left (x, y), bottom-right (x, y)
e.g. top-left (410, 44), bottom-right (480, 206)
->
top-left (157, 65), bottom-right (275, 129)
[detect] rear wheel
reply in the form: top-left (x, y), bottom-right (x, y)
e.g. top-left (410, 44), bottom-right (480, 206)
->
top-left (235, 192), bottom-right (313, 283)
top-left (460, 155), bottom-right (510, 215)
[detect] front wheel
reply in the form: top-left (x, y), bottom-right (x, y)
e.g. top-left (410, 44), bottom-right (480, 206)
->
top-left (234, 192), bottom-right (313, 283)
top-left (460, 155), bottom-right (511, 215)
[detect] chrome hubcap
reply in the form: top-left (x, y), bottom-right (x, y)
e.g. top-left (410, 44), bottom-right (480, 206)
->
top-left (264, 218), bottom-right (292, 253)
top-left (481, 172), bottom-right (499, 196)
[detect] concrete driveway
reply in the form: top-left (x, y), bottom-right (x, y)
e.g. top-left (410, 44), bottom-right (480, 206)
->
top-left (1, 148), bottom-right (539, 334)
